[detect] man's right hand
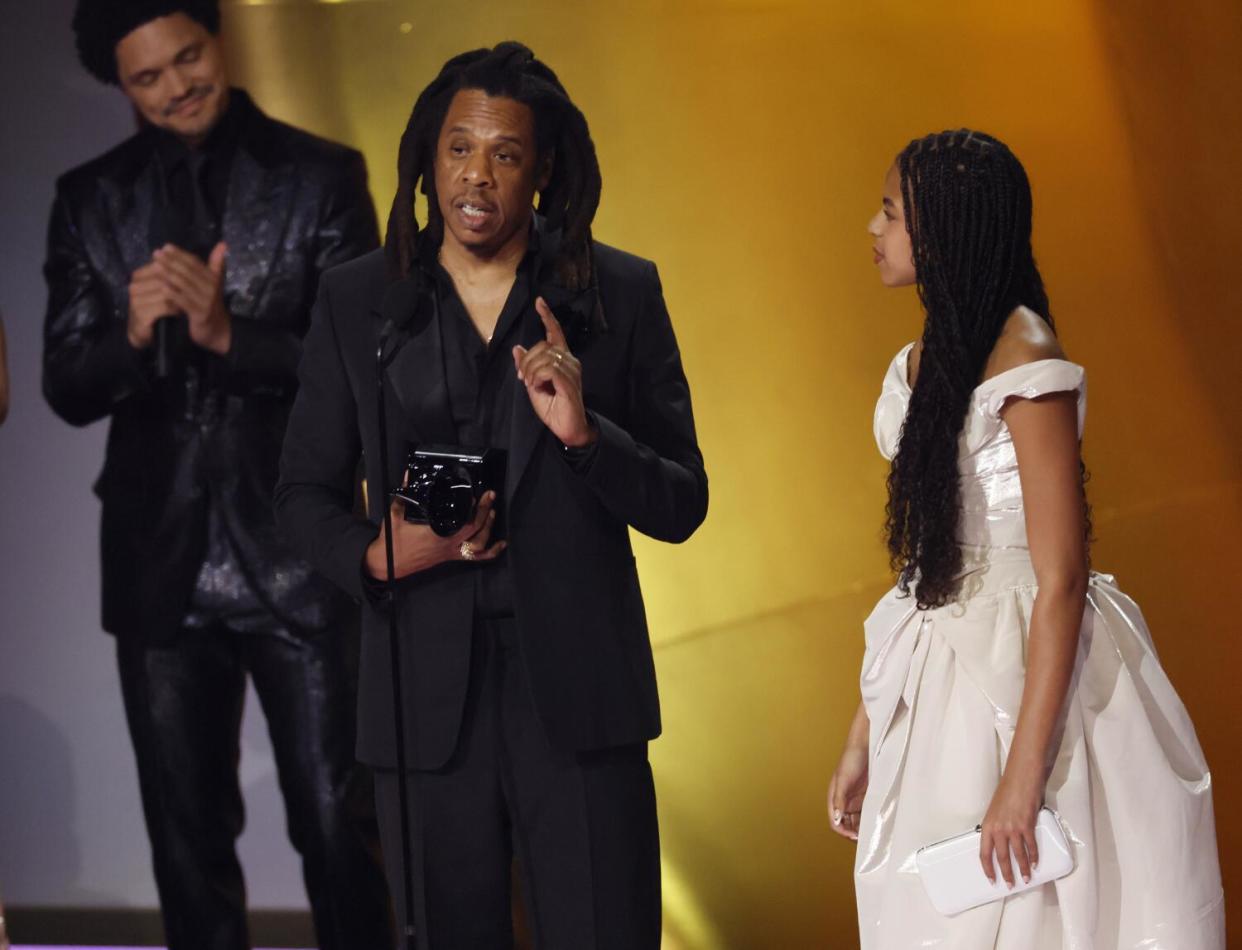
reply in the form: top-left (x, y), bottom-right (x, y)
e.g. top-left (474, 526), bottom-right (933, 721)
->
top-left (127, 261), bottom-right (178, 350)
top-left (364, 489), bottom-right (506, 581)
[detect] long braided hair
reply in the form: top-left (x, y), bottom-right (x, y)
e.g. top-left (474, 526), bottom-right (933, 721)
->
top-left (385, 42), bottom-right (603, 325)
top-left (885, 129), bottom-right (1075, 609)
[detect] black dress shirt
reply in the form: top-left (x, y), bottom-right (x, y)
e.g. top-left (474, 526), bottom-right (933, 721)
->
top-left (432, 257), bottom-right (532, 619)
top-left (362, 224), bottom-right (600, 621)
top-left (153, 92), bottom-right (244, 253)
top-left (152, 97), bottom-right (270, 632)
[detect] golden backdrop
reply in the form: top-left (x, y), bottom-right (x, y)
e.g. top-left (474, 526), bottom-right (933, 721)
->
top-left (221, 1), bottom-right (1241, 945)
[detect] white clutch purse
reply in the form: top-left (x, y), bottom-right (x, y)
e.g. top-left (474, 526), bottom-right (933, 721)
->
top-left (915, 807), bottom-right (1074, 916)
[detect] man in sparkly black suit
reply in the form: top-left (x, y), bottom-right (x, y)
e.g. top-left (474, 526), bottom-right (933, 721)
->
top-left (41, 2), bottom-right (391, 946)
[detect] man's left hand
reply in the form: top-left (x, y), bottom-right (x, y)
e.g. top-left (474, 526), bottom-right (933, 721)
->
top-left (513, 296), bottom-right (596, 448)
top-left (154, 242), bottom-right (232, 356)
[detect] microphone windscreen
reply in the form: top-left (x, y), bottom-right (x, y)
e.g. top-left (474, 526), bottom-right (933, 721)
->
top-left (380, 276), bottom-right (424, 333)
top-left (377, 275), bottom-right (427, 367)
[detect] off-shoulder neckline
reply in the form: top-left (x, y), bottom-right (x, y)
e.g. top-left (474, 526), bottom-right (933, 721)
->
top-left (893, 342), bottom-right (1084, 398)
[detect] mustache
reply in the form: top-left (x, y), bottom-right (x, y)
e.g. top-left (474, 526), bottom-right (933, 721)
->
top-left (162, 85), bottom-right (213, 117)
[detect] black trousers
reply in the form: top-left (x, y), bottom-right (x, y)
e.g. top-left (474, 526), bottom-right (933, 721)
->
top-left (117, 623), bottom-right (393, 950)
top-left (374, 618), bottom-right (661, 950)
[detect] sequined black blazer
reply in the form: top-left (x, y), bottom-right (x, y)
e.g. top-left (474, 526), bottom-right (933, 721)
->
top-left (42, 91), bottom-right (379, 643)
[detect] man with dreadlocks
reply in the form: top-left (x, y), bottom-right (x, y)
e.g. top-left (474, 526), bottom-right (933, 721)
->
top-left (277, 41), bottom-right (707, 948)
top-left (42, 2), bottom-right (392, 947)
top-left (827, 130), bottom-right (1223, 947)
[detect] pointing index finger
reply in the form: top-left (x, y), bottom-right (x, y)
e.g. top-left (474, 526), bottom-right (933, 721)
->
top-left (535, 296), bottom-right (567, 348)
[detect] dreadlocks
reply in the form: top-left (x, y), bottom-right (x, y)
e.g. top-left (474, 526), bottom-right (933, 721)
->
top-left (884, 129), bottom-right (1086, 609)
top-left (385, 42), bottom-right (603, 325)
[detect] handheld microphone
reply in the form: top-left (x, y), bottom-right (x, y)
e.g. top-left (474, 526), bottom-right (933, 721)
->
top-left (148, 170), bottom-right (212, 379)
top-left (148, 204), bottom-right (190, 380)
top-left (152, 314), bottom-right (187, 379)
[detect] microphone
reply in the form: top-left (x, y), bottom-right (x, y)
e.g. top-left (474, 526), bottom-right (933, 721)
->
top-left (148, 202), bottom-right (191, 380)
top-left (152, 314), bottom-right (187, 379)
top-left (148, 165), bottom-right (214, 379)
top-left (377, 274), bottom-right (426, 369)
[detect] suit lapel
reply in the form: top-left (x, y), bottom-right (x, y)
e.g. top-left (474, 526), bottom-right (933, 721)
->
top-left (222, 144), bottom-right (297, 318)
top-left (506, 307), bottom-right (549, 506)
top-left (372, 287), bottom-right (457, 447)
top-left (107, 158), bottom-right (162, 278)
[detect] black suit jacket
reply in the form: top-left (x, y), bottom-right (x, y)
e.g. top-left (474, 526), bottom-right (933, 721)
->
top-left (43, 92), bottom-right (379, 644)
top-left (275, 240), bottom-right (707, 769)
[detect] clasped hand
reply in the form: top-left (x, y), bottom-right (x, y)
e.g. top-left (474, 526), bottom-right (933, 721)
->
top-left (127, 241), bottom-right (231, 355)
top-left (512, 297), bottom-right (596, 448)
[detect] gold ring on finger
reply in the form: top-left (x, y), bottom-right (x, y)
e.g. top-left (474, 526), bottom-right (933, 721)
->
top-left (460, 541), bottom-right (476, 561)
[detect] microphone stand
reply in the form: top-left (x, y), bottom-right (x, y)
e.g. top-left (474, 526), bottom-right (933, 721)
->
top-left (375, 334), bottom-right (418, 950)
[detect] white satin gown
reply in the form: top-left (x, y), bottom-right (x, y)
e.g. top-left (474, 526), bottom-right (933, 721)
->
top-left (854, 345), bottom-right (1225, 949)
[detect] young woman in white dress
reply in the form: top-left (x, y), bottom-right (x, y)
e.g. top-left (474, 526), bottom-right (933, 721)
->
top-left (828, 129), bottom-right (1225, 949)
